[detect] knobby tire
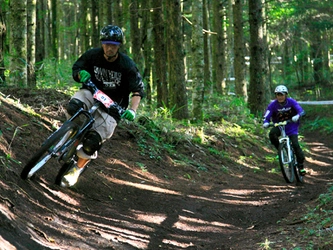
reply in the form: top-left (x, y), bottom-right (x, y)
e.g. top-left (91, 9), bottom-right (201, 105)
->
top-left (55, 160), bottom-right (75, 185)
top-left (293, 148), bottom-right (305, 184)
top-left (278, 142), bottom-right (295, 183)
top-left (20, 121), bottom-right (79, 180)
top-left (295, 167), bottom-right (305, 183)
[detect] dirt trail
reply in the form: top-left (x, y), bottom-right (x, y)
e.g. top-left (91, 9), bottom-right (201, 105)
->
top-left (0, 89), bottom-right (332, 249)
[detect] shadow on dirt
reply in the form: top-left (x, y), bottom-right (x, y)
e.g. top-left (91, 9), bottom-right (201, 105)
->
top-left (0, 88), bottom-right (332, 249)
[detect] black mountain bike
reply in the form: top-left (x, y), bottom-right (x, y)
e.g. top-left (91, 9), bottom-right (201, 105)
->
top-left (272, 120), bottom-right (304, 184)
top-left (20, 80), bottom-right (124, 185)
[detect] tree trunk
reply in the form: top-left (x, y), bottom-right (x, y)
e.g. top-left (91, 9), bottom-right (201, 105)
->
top-left (35, 0), bottom-right (45, 65)
top-left (130, 0), bottom-right (142, 69)
top-left (9, 0), bottom-right (27, 86)
top-left (51, 0), bottom-right (58, 58)
top-left (191, 0), bottom-right (204, 120)
top-left (152, 0), bottom-right (167, 108)
top-left (91, 0), bottom-right (99, 47)
top-left (248, 0), bottom-right (266, 116)
top-left (233, 0), bottom-right (247, 100)
top-left (165, 0), bottom-right (189, 119)
top-left (310, 29), bottom-right (324, 85)
top-left (322, 32), bottom-right (330, 84)
top-left (120, 0), bottom-right (129, 54)
top-left (27, 0), bottom-right (37, 87)
top-left (0, 1), bottom-right (6, 84)
top-left (226, 0), bottom-right (234, 90)
top-left (99, 0), bottom-right (108, 28)
top-left (79, 0), bottom-right (89, 53)
top-left (203, 0), bottom-right (212, 97)
top-left (141, 0), bottom-right (152, 105)
top-left (212, 0), bottom-right (225, 94)
top-left (113, 1), bottom-right (123, 29)
top-left (57, 0), bottom-right (64, 59)
top-left (106, 0), bottom-right (113, 24)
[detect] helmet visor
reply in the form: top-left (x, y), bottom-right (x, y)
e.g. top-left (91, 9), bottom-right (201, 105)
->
top-left (101, 40), bottom-right (121, 46)
top-left (275, 92), bottom-right (286, 96)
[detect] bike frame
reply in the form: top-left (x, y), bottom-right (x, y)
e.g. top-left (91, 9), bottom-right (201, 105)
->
top-left (56, 80), bottom-right (123, 163)
top-left (21, 80), bottom-right (125, 182)
top-left (277, 121), bottom-right (292, 164)
top-left (56, 106), bottom-right (97, 162)
top-left (271, 119), bottom-right (304, 184)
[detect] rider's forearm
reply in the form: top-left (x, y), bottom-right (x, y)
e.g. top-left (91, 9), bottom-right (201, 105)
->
top-left (129, 94), bottom-right (141, 112)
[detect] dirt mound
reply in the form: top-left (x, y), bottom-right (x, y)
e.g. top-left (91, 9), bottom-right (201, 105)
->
top-left (0, 88), bottom-right (332, 249)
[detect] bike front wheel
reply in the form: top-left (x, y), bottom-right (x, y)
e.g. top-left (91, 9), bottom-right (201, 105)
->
top-left (20, 121), bottom-right (79, 180)
top-left (293, 152), bottom-right (305, 184)
top-left (278, 142), bottom-right (295, 183)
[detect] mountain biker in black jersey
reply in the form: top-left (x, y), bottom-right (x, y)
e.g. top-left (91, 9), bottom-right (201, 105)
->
top-left (61, 25), bottom-right (144, 187)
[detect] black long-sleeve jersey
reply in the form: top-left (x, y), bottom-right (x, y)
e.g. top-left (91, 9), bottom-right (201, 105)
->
top-left (72, 48), bottom-right (144, 120)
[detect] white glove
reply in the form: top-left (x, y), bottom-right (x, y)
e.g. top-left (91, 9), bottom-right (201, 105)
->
top-left (263, 122), bottom-right (270, 128)
top-left (292, 114), bottom-right (300, 122)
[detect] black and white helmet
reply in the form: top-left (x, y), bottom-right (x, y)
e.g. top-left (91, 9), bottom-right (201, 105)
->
top-left (100, 25), bottom-right (124, 45)
top-left (274, 85), bottom-right (288, 95)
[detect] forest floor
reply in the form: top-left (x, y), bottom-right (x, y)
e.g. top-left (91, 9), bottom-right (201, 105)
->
top-left (0, 87), bottom-right (332, 250)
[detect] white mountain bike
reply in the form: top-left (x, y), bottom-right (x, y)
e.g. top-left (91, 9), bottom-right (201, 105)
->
top-left (272, 120), bottom-right (304, 184)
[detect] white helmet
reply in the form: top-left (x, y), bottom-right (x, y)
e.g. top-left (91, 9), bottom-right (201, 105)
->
top-left (274, 85), bottom-right (288, 94)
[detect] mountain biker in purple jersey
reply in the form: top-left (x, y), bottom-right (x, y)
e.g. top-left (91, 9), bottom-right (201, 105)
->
top-left (61, 25), bottom-right (145, 187)
top-left (262, 85), bottom-right (306, 176)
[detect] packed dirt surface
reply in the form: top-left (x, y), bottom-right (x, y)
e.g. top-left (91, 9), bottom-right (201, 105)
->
top-left (0, 88), bottom-right (332, 250)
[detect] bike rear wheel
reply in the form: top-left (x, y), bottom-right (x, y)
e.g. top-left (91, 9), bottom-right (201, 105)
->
top-left (278, 142), bottom-right (295, 183)
top-left (20, 121), bottom-right (79, 180)
top-left (55, 159), bottom-right (88, 186)
top-left (55, 159), bottom-right (75, 186)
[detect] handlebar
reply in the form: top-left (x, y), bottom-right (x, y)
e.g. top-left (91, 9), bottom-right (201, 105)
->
top-left (83, 79), bottom-right (98, 93)
top-left (264, 111), bottom-right (306, 128)
top-left (83, 80), bottom-right (125, 115)
top-left (273, 120), bottom-right (290, 127)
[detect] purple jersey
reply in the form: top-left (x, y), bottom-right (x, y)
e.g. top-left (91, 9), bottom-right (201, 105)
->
top-left (263, 98), bottom-right (304, 136)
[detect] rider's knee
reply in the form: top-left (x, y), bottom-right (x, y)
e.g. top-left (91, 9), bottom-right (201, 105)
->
top-left (82, 131), bottom-right (102, 156)
top-left (67, 98), bottom-right (84, 116)
top-left (269, 132), bottom-right (278, 141)
top-left (268, 132), bottom-right (279, 149)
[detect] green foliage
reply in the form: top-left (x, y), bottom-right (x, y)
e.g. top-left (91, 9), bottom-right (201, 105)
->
top-left (301, 105), bottom-right (333, 135)
top-left (0, 125), bottom-right (23, 170)
top-left (268, 2), bottom-right (296, 22)
top-left (303, 116), bottom-right (333, 134)
top-left (0, 153), bottom-right (21, 169)
top-left (36, 58), bottom-right (79, 95)
top-left (258, 238), bottom-right (274, 250)
top-left (131, 92), bottom-right (270, 179)
top-left (207, 147), bottom-right (225, 157)
top-left (136, 162), bottom-right (148, 172)
top-left (270, 184), bottom-right (333, 248)
top-left (220, 165), bottom-right (229, 174)
top-left (269, 168), bottom-right (280, 174)
top-left (266, 0), bottom-right (333, 89)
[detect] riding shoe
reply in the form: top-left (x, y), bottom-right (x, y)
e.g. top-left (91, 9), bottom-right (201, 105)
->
top-left (299, 165), bottom-right (306, 176)
top-left (61, 163), bottom-right (85, 187)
